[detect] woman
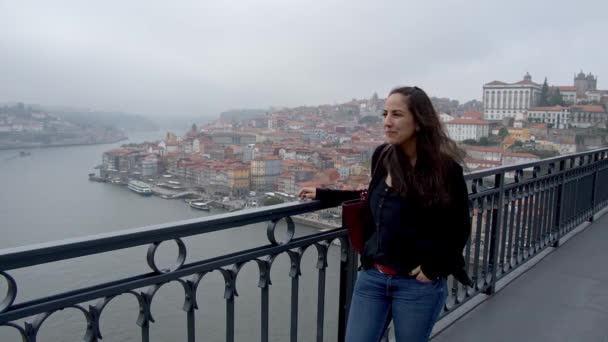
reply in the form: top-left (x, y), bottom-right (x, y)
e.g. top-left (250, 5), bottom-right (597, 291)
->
top-left (298, 86), bottom-right (472, 342)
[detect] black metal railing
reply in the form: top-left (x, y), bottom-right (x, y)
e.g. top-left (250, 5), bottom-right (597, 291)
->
top-left (450, 147), bottom-right (608, 308)
top-left (1, 148), bottom-right (608, 341)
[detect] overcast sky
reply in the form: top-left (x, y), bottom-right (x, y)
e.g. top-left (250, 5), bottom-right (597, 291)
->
top-left (1, 0), bottom-right (606, 117)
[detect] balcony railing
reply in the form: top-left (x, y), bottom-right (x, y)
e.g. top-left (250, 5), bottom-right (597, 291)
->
top-left (1, 148), bottom-right (608, 341)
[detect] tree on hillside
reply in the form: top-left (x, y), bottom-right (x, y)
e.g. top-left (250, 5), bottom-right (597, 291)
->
top-left (548, 88), bottom-right (564, 106)
top-left (358, 116), bottom-right (381, 125)
top-left (540, 78), bottom-right (550, 106)
top-left (498, 127), bottom-right (509, 138)
top-left (479, 137), bottom-right (491, 145)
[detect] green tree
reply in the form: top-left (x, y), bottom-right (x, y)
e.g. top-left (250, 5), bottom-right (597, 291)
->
top-left (548, 88), bottom-right (564, 106)
top-left (322, 141), bottom-right (340, 148)
top-left (498, 127), bottom-right (509, 138)
top-left (479, 137), bottom-right (491, 145)
top-left (540, 78), bottom-right (550, 106)
top-left (358, 116), bottom-right (381, 125)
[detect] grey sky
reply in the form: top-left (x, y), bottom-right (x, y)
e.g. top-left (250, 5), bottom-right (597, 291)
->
top-left (1, 0), bottom-right (607, 117)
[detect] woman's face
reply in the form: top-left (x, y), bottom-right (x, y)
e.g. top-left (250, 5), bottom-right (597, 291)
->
top-left (383, 93), bottom-right (417, 147)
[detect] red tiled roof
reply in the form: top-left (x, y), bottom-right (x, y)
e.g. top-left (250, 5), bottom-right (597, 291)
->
top-left (485, 81), bottom-right (508, 86)
top-left (464, 146), bottom-right (504, 153)
top-left (296, 181), bottom-right (324, 188)
top-left (446, 118), bottom-right (489, 125)
top-left (464, 157), bottom-right (501, 165)
top-left (552, 86), bottom-right (577, 92)
top-left (502, 136), bottom-right (517, 144)
top-left (503, 152), bottom-right (539, 159)
top-left (514, 79), bottom-right (541, 86)
top-left (528, 124), bottom-right (548, 129)
top-left (485, 79), bottom-right (540, 87)
top-left (463, 111), bottom-right (483, 119)
top-left (570, 105), bottom-right (606, 113)
top-left (106, 148), bottom-right (133, 154)
top-left (528, 106), bottom-right (568, 111)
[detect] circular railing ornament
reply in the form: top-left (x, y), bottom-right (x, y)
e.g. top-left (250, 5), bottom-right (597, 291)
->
top-left (266, 216), bottom-right (295, 245)
top-left (0, 271), bottom-right (17, 313)
top-left (146, 239), bottom-right (187, 273)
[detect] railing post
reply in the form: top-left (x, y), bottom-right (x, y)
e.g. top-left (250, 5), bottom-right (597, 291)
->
top-left (337, 241), bottom-right (358, 342)
top-left (553, 160), bottom-right (566, 248)
top-left (588, 153), bottom-right (598, 222)
top-left (485, 172), bottom-right (504, 295)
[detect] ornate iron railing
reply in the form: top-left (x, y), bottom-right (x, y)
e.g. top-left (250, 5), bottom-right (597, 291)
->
top-left (1, 148), bottom-right (607, 341)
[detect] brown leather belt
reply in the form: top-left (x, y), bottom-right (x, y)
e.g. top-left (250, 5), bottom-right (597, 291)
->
top-left (373, 262), bottom-right (399, 275)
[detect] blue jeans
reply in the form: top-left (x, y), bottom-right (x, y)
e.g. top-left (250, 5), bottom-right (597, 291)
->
top-left (345, 268), bottom-right (447, 342)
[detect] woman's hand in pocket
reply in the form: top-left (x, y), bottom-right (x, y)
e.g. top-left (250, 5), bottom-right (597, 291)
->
top-left (409, 265), bottom-right (431, 283)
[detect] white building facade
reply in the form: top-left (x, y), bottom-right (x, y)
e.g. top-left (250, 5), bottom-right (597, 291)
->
top-left (445, 119), bottom-right (490, 142)
top-left (553, 86), bottom-right (578, 104)
top-left (527, 106), bottom-right (570, 129)
top-left (569, 105), bottom-right (608, 128)
top-left (483, 73), bottom-right (542, 121)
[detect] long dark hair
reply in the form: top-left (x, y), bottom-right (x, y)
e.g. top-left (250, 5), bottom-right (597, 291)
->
top-left (382, 86), bottom-right (464, 206)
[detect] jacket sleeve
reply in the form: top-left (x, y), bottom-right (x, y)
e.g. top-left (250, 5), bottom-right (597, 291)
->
top-left (421, 162), bottom-right (472, 285)
top-left (315, 144), bottom-right (387, 207)
top-left (315, 188), bottom-right (363, 207)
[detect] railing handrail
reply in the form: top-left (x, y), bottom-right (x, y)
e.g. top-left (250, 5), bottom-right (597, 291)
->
top-left (463, 147), bottom-right (608, 179)
top-left (0, 200), bottom-right (328, 271)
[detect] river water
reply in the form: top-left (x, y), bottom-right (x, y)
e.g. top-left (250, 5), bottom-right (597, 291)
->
top-left (0, 131), bottom-right (343, 342)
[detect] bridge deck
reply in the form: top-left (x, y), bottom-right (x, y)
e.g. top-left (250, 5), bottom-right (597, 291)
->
top-left (433, 211), bottom-right (608, 342)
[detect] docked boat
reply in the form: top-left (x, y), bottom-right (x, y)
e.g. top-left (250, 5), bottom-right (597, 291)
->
top-left (88, 173), bottom-right (107, 182)
top-left (189, 200), bottom-right (211, 211)
top-left (127, 180), bottom-right (152, 196)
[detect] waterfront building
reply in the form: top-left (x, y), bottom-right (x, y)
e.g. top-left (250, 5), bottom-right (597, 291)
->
top-left (141, 155), bottom-right (158, 176)
top-left (226, 163), bottom-right (251, 196)
top-left (250, 157), bottom-right (283, 192)
top-left (242, 144), bottom-right (256, 162)
top-left (102, 149), bottom-right (139, 172)
top-left (211, 132), bottom-right (256, 146)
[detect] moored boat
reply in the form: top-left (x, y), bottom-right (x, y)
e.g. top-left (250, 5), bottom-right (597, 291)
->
top-left (127, 180), bottom-right (152, 196)
top-left (188, 200), bottom-right (211, 211)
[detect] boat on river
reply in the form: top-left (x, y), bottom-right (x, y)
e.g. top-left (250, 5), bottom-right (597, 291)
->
top-left (188, 200), bottom-right (211, 211)
top-left (127, 180), bottom-right (152, 196)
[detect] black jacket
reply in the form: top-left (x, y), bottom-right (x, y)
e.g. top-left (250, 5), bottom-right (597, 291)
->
top-left (316, 144), bottom-right (472, 285)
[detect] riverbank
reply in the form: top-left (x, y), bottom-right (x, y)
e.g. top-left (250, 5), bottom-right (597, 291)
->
top-left (0, 136), bottom-right (128, 150)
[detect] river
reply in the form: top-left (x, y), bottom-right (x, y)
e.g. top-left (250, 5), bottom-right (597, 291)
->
top-left (0, 131), bottom-right (342, 342)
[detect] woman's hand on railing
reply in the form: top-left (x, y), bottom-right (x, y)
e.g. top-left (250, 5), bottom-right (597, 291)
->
top-left (298, 187), bottom-right (317, 200)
